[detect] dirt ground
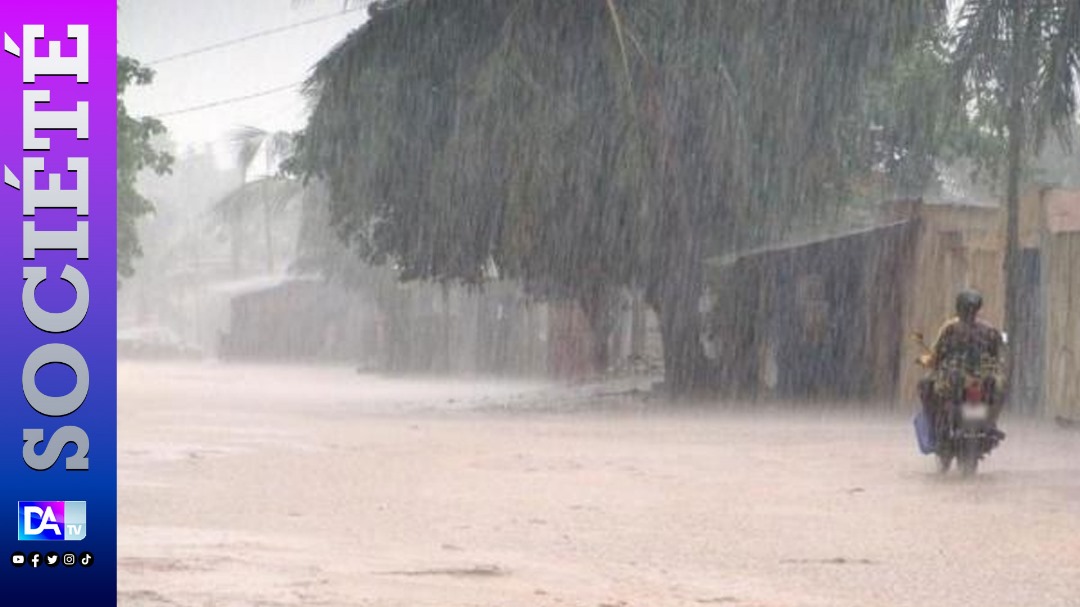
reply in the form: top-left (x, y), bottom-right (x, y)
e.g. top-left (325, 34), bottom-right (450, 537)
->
top-left (118, 361), bottom-right (1080, 607)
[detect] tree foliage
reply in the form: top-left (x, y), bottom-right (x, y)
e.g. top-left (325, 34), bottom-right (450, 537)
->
top-left (951, 0), bottom-right (1080, 407)
top-left (211, 126), bottom-right (303, 274)
top-left (852, 28), bottom-right (1007, 199)
top-left (293, 0), bottom-right (944, 392)
top-left (953, 0), bottom-right (1080, 155)
top-left (118, 55), bottom-right (173, 280)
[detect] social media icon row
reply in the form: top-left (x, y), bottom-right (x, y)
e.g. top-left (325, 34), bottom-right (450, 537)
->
top-left (11, 551), bottom-right (92, 568)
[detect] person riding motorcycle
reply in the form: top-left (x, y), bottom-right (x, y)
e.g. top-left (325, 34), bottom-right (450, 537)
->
top-left (917, 289), bottom-right (1006, 439)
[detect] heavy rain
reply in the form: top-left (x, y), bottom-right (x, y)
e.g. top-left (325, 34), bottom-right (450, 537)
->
top-left (116, 1), bottom-right (1080, 606)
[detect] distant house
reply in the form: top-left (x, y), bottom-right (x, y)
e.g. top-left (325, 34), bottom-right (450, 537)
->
top-left (217, 276), bottom-right (377, 362)
top-left (706, 218), bottom-right (920, 402)
top-left (213, 270), bottom-right (663, 380)
top-left (215, 275), bottom-right (555, 374)
top-left (707, 188), bottom-right (1080, 415)
top-left (546, 300), bottom-right (596, 380)
top-left (898, 190), bottom-right (1051, 411)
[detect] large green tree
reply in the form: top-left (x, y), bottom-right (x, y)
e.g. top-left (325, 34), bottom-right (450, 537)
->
top-left (853, 27), bottom-right (1006, 201)
top-left (952, 0), bottom-right (1080, 408)
top-left (294, 0), bottom-right (943, 394)
top-left (118, 55), bottom-right (172, 280)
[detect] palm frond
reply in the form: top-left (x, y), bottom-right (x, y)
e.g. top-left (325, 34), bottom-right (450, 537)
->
top-left (229, 125), bottom-right (270, 173)
top-left (210, 176), bottom-right (303, 222)
top-left (952, 0), bottom-right (1080, 155)
top-left (1032, 0), bottom-right (1080, 151)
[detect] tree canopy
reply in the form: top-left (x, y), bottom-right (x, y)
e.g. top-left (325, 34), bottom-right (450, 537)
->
top-left (293, 0), bottom-right (945, 392)
top-left (118, 55), bottom-right (173, 280)
top-left (951, 0), bottom-right (1080, 407)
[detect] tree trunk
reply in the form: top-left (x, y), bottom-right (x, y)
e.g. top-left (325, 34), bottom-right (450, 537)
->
top-left (230, 171), bottom-right (247, 277)
top-left (630, 290), bottom-right (646, 359)
top-left (229, 211), bottom-right (243, 277)
top-left (263, 197), bottom-right (275, 273)
top-left (649, 294), bottom-right (710, 397)
top-left (1004, 0), bottom-right (1027, 408)
top-left (441, 282), bottom-right (452, 372)
top-left (638, 64), bottom-right (713, 397)
top-left (380, 288), bottom-right (408, 372)
top-left (644, 164), bottom-right (713, 396)
top-left (646, 259), bottom-right (712, 397)
top-left (578, 285), bottom-right (618, 375)
top-left (263, 143), bottom-right (276, 274)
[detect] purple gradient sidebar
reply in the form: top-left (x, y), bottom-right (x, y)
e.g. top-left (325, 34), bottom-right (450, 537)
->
top-left (0, 2), bottom-right (116, 603)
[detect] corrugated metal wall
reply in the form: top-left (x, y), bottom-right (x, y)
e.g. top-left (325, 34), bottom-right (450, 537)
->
top-left (1043, 231), bottom-right (1080, 421)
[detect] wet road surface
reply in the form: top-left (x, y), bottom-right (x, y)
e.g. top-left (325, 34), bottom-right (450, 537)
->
top-left (118, 361), bottom-right (1080, 607)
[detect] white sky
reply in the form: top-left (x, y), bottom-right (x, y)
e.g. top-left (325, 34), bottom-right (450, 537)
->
top-left (118, 0), bottom-right (368, 162)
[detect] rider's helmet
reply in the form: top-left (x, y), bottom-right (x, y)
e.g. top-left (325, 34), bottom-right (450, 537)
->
top-left (955, 289), bottom-right (983, 322)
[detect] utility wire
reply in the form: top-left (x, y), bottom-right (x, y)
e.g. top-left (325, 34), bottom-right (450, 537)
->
top-left (154, 81), bottom-right (304, 117)
top-left (145, 7), bottom-right (363, 66)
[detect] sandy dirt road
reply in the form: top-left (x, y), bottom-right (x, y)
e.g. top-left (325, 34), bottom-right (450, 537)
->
top-left (118, 361), bottom-right (1080, 607)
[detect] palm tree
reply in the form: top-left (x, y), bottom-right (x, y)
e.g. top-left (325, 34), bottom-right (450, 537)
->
top-left (213, 127), bottom-right (301, 275)
top-left (952, 0), bottom-right (1080, 408)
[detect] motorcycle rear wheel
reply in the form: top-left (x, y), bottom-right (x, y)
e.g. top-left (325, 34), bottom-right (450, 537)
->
top-left (936, 452), bottom-right (953, 474)
top-left (958, 443), bottom-right (980, 477)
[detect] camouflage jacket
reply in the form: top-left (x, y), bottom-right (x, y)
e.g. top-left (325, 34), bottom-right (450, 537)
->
top-left (926, 316), bottom-right (1005, 383)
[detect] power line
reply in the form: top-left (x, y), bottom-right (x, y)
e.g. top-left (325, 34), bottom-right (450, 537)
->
top-left (154, 81), bottom-right (304, 117)
top-left (145, 7), bottom-right (364, 66)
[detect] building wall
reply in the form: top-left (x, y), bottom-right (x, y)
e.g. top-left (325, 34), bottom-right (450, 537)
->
top-left (217, 275), bottom-right (662, 380)
top-left (1043, 232), bottom-right (1080, 419)
top-left (354, 280), bottom-right (550, 376)
top-left (898, 204), bottom-right (1006, 403)
top-left (1042, 188), bottom-right (1080, 420)
top-left (708, 220), bottom-right (918, 403)
top-left (707, 189), bottom-right (1071, 410)
top-left (900, 188), bottom-right (1078, 413)
top-left (222, 280), bottom-right (367, 361)
top-left (547, 301), bottom-right (593, 380)
top-left (545, 292), bottom-right (663, 380)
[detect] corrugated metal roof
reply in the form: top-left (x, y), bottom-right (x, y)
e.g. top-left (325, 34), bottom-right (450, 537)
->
top-left (207, 274), bottom-right (321, 296)
top-left (704, 219), bottom-right (914, 268)
top-left (924, 197), bottom-right (999, 209)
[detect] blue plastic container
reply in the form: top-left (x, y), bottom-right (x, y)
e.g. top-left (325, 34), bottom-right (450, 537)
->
top-left (914, 410), bottom-right (936, 455)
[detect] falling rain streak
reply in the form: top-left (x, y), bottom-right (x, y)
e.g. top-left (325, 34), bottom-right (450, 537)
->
top-left (115, 2), bottom-right (1080, 606)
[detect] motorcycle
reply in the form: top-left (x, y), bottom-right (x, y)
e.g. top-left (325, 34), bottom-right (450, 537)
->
top-left (911, 332), bottom-right (1003, 476)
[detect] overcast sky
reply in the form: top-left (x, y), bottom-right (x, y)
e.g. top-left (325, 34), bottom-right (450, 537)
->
top-left (118, 0), bottom-right (368, 159)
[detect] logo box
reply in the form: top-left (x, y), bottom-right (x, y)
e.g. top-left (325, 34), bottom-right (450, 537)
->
top-left (17, 502), bottom-right (86, 541)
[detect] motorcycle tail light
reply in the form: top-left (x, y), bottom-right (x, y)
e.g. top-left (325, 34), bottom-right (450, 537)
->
top-left (965, 385), bottom-right (983, 402)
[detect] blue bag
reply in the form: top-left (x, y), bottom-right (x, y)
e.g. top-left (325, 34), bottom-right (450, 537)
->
top-left (913, 410), bottom-right (935, 454)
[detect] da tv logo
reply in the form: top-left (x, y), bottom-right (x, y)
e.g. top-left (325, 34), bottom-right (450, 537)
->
top-left (17, 502), bottom-right (86, 541)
